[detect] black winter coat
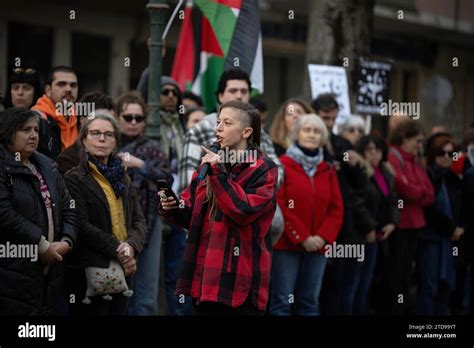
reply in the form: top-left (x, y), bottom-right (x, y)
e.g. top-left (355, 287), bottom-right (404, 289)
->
top-left (363, 162), bottom-right (400, 257)
top-left (364, 163), bottom-right (400, 232)
top-left (325, 134), bottom-right (377, 244)
top-left (0, 145), bottom-right (76, 315)
top-left (423, 164), bottom-right (463, 241)
top-left (64, 162), bottom-right (147, 269)
top-left (37, 116), bottom-right (62, 160)
top-left (462, 158), bottom-right (474, 240)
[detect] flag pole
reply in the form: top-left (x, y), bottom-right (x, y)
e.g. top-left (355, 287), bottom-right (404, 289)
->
top-left (163, 0), bottom-right (184, 40)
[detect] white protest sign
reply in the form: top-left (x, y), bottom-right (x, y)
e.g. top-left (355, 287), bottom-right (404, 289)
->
top-left (308, 64), bottom-right (351, 131)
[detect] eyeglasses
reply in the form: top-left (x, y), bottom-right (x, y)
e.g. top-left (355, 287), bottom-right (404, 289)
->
top-left (161, 88), bottom-right (178, 97)
top-left (13, 68), bottom-right (36, 75)
top-left (121, 114), bottom-right (145, 123)
top-left (437, 150), bottom-right (456, 158)
top-left (88, 130), bottom-right (115, 140)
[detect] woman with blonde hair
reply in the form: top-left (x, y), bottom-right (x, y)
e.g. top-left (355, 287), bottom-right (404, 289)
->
top-left (269, 98), bottom-right (314, 157)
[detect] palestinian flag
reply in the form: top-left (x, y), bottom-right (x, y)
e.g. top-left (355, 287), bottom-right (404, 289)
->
top-left (171, 0), bottom-right (263, 112)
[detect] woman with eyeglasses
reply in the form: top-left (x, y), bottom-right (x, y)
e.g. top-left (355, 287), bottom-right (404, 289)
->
top-left (114, 91), bottom-right (172, 315)
top-left (416, 133), bottom-right (463, 315)
top-left (64, 113), bottom-right (147, 315)
top-left (384, 118), bottom-right (434, 315)
top-left (3, 68), bottom-right (42, 109)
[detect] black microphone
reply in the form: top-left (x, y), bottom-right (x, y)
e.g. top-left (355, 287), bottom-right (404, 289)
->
top-left (198, 142), bottom-right (221, 180)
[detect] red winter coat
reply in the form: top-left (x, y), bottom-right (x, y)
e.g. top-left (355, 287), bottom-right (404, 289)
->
top-left (388, 146), bottom-right (434, 229)
top-left (273, 155), bottom-right (343, 253)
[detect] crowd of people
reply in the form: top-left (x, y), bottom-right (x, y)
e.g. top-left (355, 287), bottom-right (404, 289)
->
top-left (0, 65), bottom-right (473, 316)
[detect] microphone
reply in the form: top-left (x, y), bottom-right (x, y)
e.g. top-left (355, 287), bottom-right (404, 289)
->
top-left (198, 142), bottom-right (221, 180)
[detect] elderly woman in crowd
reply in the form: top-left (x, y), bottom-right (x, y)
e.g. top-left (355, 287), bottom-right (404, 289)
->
top-left (269, 113), bottom-right (343, 316)
top-left (64, 112), bottom-right (146, 316)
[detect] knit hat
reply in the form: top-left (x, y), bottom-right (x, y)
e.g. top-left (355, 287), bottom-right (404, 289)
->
top-left (161, 76), bottom-right (180, 91)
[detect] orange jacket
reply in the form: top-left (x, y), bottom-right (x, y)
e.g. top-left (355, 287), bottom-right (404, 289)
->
top-left (32, 95), bottom-right (78, 150)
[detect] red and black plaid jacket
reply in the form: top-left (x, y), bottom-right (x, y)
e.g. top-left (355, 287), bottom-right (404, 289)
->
top-left (160, 151), bottom-right (278, 311)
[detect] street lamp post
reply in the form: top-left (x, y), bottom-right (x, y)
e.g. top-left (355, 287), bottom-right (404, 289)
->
top-left (145, 0), bottom-right (169, 142)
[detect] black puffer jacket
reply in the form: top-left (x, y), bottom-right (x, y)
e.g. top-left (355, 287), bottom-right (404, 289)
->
top-left (0, 145), bottom-right (76, 315)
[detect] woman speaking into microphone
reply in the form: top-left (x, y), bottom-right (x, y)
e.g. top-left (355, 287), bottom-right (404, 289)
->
top-left (158, 100), bottom-right (278, 315)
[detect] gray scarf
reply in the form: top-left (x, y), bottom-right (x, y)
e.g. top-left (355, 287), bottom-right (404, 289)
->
top-left (286, 143), bottom-right (324, 177)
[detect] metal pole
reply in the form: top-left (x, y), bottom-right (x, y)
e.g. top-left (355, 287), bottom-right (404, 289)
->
top-left (145, 0), bottom-right (169, 141)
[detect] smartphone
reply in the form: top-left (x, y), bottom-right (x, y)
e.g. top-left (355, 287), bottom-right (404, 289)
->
top-left (156, 179), bottom-right (180, 203)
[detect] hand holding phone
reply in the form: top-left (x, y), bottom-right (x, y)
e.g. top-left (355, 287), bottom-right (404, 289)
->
top-left (157, 180), bottom-right (180, 211)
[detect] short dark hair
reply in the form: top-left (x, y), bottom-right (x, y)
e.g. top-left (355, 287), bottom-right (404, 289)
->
top-left (311, 93), bottom-right (339, 113)
top-left (78, 91), bottom-right (115, 112)
top-left (249, 96), bottom-right (267, 114)
top-left (0, 107), bottom-right (39, 145)
top-left (216, 69), bottom-right (251, 98)
top-left (425, 133), bottom-right (455, 164)
top-left (389, 118), bottom-right (424, 146)
top-left (115, 91), bottom-right (148, 119)
top-left (182, 91), bottom-right (203, 107)
top-left (184, 106), bottom-right (206, 125)
top-left (46, 66), bottom-right (77, 86)
top-left (3, 69), bottom-right (43, 109)
top-left (357, 135), bottom-right (389, 162)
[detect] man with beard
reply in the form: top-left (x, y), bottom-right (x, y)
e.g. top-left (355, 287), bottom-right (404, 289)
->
top-left (32, 66), bottom-right (79, 160)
